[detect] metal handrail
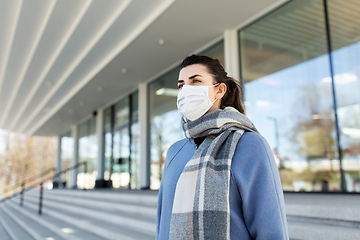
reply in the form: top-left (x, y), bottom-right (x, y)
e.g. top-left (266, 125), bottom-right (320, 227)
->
top-left (0, 161), bottom-right (88, 215)
top-left (2, 167), bottom-right (56, 197)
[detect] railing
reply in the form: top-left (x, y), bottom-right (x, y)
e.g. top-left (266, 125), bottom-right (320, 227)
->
top-left (0, 161), bottom-right (88, 215)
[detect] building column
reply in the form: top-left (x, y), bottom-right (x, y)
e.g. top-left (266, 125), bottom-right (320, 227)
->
top-left (68, 124), bottom-right (79, 189)
top-left (54, 135), bottom-right (62, 188)
top-left (139, 83), bottom-right (150, 189)
top-left (224, 29), bottom-right (240, 81)
top-left (95, 109), bottom-right (109, 188)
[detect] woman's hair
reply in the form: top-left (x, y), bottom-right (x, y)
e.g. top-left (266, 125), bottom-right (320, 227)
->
top-left (180, 54), bottom-right (245, 114)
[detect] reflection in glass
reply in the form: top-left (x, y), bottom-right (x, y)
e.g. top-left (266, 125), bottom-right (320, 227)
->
top-left (130, 91), bottom-right (140, 189)
top-left (102, 92), bottom-right (139, 189)
top-left (113, 98), bottom-right (130, 188)
top-left (60, 131), bottom-right (73, 187)
top-left (78, 117), bottom-right (97, 189)
top-left (149, 68), bottom-right (183, 189)
top-left (104, 107), bottom-right (112, 181)
top-left (200, 40), bottom-right (225, 66)
top-left (328, 0), bottom-right (360, 192)
top-left (240, 0), bottom-right (340, 191)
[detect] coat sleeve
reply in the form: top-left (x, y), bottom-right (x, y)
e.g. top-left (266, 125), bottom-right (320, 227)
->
top-left (156, 181), bottom-right (163, 240)
top-left (231, 132), bottom-right (289, 240)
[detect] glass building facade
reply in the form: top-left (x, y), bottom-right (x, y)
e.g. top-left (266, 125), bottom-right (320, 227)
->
top-left (103, 91), bottom-right (139, 189)
top-left (59, 0), bottom-right (360, 193)
top-left (328, 0), bottom-right (360, 192)
top-left (60, 131), bottom-right (73, 186)
top-left (78, 117), bottom-right (97, 189)
top-left (239, 0), bottom-right (360, 192)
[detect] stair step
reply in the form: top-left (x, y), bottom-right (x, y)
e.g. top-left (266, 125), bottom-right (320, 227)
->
top-left (10, 196), bottom-right (154, 240)
top-left (286, 204), bottom-right (360, 223)
top-left (23, 196), bottom-right (156, 232)
top-left (24, 194), bottom-right (156, 235)
top-left (6, 200), bottom-right (88, 240)
top-left (0, 208), bottom-right (15, 240)
top-left (30, 189), bottom-right (158, 207)
top-left (26, 190), bottom-right (157, 219)
top-left (288, 219), bottom-right (360, 240)
top-left (0, 204), bottom-right (38, 240)
top-left (284, 194), bottom-right (360, 223)
top-left (6, 198), bottom-right (119, 240)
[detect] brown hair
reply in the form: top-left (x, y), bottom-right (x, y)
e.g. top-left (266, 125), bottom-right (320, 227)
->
top-left (180, 54), bottom-right (245, 114)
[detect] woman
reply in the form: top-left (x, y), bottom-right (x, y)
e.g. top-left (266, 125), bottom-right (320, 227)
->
top-left (156, 55), bottom-right (288, 240)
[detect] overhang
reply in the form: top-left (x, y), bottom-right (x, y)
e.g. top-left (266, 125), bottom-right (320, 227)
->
top-left (0, 0), bottom-right (287, 136)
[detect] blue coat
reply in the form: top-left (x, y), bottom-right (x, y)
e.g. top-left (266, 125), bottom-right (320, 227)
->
top-left (156, 131), bottom-right (289, 239)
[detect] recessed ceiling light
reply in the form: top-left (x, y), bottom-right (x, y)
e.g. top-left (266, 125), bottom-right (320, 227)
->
top-left (159, 39), bottom-right (165, 46)
top-left (156, 88), bottom-right (178, 97)
top-left (122, 68), bottom-right (127, 74)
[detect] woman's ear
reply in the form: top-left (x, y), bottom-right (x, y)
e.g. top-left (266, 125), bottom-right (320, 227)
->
top-left (216, 83), bottom-right (227, 100)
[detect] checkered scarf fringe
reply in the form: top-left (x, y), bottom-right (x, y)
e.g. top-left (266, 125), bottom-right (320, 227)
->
top-left (169, 107), bottom-right (258, 239)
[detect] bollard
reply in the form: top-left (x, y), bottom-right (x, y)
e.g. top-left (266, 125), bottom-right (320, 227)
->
top-left (39, 182), bottom-right (43, 215)
top-left (20, 182), bottom-right (25, 207)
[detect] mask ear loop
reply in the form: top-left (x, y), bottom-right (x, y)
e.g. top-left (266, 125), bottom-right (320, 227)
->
top-left (210, 83), bottom-right (220, 104)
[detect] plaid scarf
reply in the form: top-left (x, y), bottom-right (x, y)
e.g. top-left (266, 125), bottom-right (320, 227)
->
top-left (169, 107), bottom-right (258, 239)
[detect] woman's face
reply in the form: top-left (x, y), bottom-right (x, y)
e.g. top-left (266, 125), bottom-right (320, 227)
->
top-left (178, 64), bottom-right (226, 113)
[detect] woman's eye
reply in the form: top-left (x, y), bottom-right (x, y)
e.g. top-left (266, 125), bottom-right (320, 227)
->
top-left (193, 79), bottom-right (200, 83)
top-left (178, 84), bottom-right (183, 89)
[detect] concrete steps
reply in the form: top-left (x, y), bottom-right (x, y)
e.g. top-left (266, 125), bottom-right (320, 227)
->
top-left (285, 193), bottom-right (360, 240)
top-left (0, 207), bottom-right (33, 240)
top-left (1, 189), bottom-right (359, 240)
top-left (0, 188), bottom-right (158, 240)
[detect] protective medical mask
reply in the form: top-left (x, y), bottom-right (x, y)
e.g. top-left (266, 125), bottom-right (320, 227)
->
top-left (177, 84), bottom-right (219, 121)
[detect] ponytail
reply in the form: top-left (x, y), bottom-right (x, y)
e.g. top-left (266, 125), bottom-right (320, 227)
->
top-left (180, 55), bottom-right (246, 114)
top-left (221, 77), bottom-right (245, 114)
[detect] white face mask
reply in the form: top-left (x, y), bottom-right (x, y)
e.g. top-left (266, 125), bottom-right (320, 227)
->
top-left (177, 84), bottom-right (219, 121)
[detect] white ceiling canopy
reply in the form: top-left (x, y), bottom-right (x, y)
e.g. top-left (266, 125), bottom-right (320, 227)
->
top-left (0, 0), bottom-right (284, 136)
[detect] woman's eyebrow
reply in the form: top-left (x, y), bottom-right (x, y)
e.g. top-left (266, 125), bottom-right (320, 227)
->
top-left (189, 74), bottom-right (202, 79)
top-left (178, 74), bottom-right (203, 83)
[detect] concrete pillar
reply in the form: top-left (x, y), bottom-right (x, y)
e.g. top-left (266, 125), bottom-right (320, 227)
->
top-left (55, 135), bottom-right (62, 186)
top-left (69, 124), bottom-right (79, 189)
top-left (95, 109), bottom-right (107, 188)
top-left (138, 83), bottom-right (150, 189)
top-left (224, 29), bottom-right (240, 81)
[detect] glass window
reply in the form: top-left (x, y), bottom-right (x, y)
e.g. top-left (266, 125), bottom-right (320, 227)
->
top-left (240, 0), bottom-right (340, 192)
top-left (200, 40), bottom-right (225, 66)
top-left (78, 117), bottom-right (97, 189)
top-left (102, 92), bottom-right (139, 189)
top-left (60, 131), bottom-right (73, 186)
top-left (104, 107), bottom-right (112, 181)
top-left (328, 0), bottom-right (360, 192)
top-left (130, 91), bottom-right (140, 189)
top-left (113, 97), bottom-right (130, 188)
top-left (149, 41), bottom-right (225, 189)
top-left (149, 68), bottom-right (183, 190)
